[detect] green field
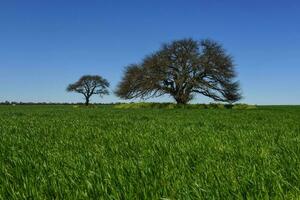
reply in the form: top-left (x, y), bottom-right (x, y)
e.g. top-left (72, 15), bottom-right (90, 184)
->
top-left (1, 105), bottom-right (300, 199)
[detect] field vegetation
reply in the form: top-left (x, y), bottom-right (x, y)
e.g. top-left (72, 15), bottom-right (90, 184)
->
top-left (0, 105), bottom-right (300, 199)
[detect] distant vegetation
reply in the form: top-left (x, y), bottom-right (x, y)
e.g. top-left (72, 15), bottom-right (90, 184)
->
top-left (0, 101), bottom-right (112, 106)
top-left (114, 102), bottom-right (257, 110)
top-left (0, 101), bottom-right (256, 110)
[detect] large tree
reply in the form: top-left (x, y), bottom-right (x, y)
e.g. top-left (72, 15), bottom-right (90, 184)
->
top-left (116, 38), bottom-right (242, 104)
top-left (67, 75), bottom-right (110, 106)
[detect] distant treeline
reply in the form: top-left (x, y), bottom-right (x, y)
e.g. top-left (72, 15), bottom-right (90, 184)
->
top-left (0, 101), bottom-right (122, 106)
top-left (114, 102), bottom-right (257, 110)
top-left (0, 101), bottom-right (258, 110)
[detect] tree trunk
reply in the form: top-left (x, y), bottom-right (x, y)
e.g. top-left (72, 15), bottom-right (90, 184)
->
top-left (174, 95), bottom-right (189, 105)
top-left (173, 90), bottom-right (193, 105)
top-left (175, 99), bottom-right (188, 105)
top-left (85, 97), bottom-right (90, 106)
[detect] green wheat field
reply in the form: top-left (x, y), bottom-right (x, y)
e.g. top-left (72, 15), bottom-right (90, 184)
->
top-left (1, 105), bottom-right (300, 199)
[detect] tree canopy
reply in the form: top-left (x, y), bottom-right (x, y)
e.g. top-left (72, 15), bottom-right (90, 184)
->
top-left (67, 75), bottom-right (110, 105)
top-left (116, 38), bottom-right (242, 104)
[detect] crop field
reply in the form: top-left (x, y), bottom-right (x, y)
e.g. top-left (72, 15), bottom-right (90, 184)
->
top-left (0, 105), bottom-right (300, 199)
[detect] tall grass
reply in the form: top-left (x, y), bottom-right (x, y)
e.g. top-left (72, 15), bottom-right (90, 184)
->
top-left (0, 105), bottom-right (299, 199)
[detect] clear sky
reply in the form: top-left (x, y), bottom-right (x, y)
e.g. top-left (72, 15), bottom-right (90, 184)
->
top-left (0, 0), bottom-right (299, 104)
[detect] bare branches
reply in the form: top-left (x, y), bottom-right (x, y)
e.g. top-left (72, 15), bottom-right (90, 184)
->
top-left (116, 38), bottom-right (242, 104)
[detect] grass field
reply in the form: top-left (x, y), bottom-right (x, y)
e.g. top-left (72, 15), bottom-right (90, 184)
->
top-left (0, 105), bottom-right (300, 199)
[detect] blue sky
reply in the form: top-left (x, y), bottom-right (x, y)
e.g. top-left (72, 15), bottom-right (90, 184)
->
top-left (0, 0), bottom-right (299, 104)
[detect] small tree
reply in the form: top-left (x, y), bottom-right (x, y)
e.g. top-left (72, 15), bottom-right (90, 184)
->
top-left (67, 75), bottom-right (110, 106)
top-left (116, 38), bottom-right (241, 104)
